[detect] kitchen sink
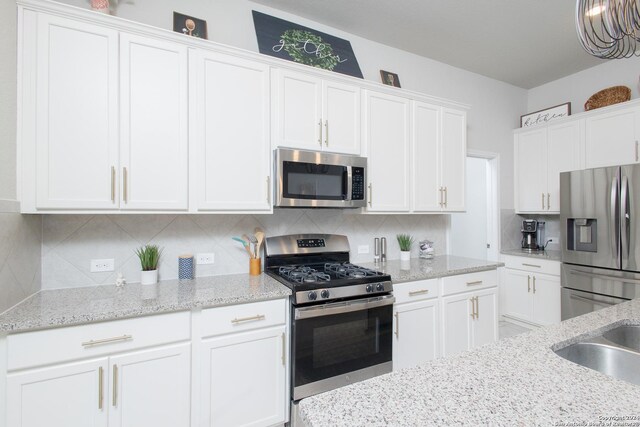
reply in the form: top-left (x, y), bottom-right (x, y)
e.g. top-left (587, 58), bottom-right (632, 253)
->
top-left (555, 326), bottom-right (640, 386)
top-left (602, 325), bottom-right (640, 352)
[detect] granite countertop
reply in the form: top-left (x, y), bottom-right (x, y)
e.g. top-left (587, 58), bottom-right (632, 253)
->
top-left (501, 248), bottom-right (562, 261)
top-left (0, 274), bottom-right (291, 333)
top-left (361, 255), bottom-right (504, 284)
top-left (299, 299), bottom-right (640, 426)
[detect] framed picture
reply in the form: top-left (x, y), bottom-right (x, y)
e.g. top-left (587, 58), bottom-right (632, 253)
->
top-left (520, 102), bottom-right (571, 128)
top-left (252, 11), bottom-right (363, 79)
top-left (173, 12), bottom-right (207, 39)
top-left (380, 70), bottom-right (401, 88)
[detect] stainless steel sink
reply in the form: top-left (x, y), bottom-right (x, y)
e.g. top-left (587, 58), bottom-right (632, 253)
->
top-left (602, 325), bottom-right (640, 352)
top-left (555, 338), bottom-right (640, 385)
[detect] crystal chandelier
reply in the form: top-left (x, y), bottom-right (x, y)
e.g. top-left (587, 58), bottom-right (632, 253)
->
top-left (576, 0), bottom-right (640, 58)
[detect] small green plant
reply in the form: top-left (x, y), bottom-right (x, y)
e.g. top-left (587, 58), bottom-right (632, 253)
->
top-left (135, 244), bottom-right (162, 271)
top-left (396, 234), bottom-right (414, 251)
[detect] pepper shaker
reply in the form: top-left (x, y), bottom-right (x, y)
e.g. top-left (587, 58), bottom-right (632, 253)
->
top-left (381, 237), bottom-right (387, 262)
top-left (374, 237), bottom-right (381, 264)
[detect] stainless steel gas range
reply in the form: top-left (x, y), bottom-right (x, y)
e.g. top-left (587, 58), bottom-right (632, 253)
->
top-left (264, 234), bottom-right (394, 416)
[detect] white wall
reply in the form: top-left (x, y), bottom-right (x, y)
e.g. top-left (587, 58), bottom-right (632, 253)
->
top-left (527, 56), bottom-right (640, 114)
top-left (57, 0), bottom-right (527, 209)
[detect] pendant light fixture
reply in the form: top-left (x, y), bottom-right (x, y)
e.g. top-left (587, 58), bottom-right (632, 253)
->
top-left (576, 0), bottom-right (640, 58)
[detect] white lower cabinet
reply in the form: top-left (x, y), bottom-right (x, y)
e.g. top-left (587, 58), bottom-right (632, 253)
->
top-left (200, 326), bottom-right (287, 427)
top-left (393, 299), bottom-right (440, 371)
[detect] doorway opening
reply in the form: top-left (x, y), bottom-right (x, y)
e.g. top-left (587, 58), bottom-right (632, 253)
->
top-left (448, 151), bottom-right (500, 261)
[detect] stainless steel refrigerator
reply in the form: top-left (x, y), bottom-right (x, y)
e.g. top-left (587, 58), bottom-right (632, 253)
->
top-left (560, 164), bottom-right (640, 320)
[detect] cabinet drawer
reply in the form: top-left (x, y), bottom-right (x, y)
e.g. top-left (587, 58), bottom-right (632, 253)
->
top-left (502, 255), bottom-right (560, 276)
top-left (394, 279), bottom-right (438, 304)
top-left (440, 270), bottom-right (498, 296)
top-left (7, 311), bottom-right (190, 371)
top-left (201, 298), bottom-right (286, 338)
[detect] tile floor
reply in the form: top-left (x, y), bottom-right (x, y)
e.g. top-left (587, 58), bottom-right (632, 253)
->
top-left (499, 320), bottom-right (531, 339)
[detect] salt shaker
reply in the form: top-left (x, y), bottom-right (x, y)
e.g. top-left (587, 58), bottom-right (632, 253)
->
top-left (374, 238), bottom-right (381, 264)
top-left (381, 237), bottom-right (387, 262)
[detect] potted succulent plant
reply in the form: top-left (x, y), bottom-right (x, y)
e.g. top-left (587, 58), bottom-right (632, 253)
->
top-left (135, 244), bottom-right (162, 285)
top-left (396, 234), bottom-right (414, 262)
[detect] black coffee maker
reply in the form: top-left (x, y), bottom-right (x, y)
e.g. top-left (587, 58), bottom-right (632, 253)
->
top-left (521, 220), bottom-right (545, 250)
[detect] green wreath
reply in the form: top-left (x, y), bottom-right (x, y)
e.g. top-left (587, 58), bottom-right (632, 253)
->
top-left (282, 29), bottom-right (339, 70)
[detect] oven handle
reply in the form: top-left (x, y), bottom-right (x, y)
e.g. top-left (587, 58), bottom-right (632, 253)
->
top-left (294, 295), bottom-right (396, 320)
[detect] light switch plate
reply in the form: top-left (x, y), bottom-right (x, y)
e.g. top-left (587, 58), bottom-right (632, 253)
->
top-left (91, 259), bottom-right (114, 273)
top-left (197, 253), bottom-right (215, 265)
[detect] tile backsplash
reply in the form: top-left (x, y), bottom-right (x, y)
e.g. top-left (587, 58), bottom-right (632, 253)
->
top-left (0, 212), bottom-right (41, 313)
top-left (42, 211), bottom-right (447, 289)
top-left (500, 208), bottom-right (561, 251)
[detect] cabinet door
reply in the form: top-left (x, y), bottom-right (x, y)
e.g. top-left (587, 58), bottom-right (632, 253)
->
top-left (35, 15), bottom-right (119, 209)
top-left (546, 120), bottom-right (582, 213)
top-left (503, 269), bottom-right (534, 322)
top-left (364, 91), bottom-right (411, 212)
top-left (515, 128), bottom-right (547, 213)
top-left (440, 108), bottom-right (467, 211)
top-left (201, 326), bottom-right (287, 427)
top-left (440, 293), bottom-right (473, 357)
top-left (532, 273), bottom-right (561, 326)
top-left (108, 343), bottom-right (190, 427)
top-left (393, 299), bottom-right (440, 371)
top-left (472, 288), bottom-right (498, 348)
top-left (120, 34), bottom-right (188, 210)
top-left (192, 51), bottom-right (272, 211)
top-left (412, 102), bottom-right (441, 212)
top-left (585, 106), bottom-right (640, 168)
top-left (323, 80), bottom-right (361, 154)
top-left (274, 69), bottom-right (323, 151)
top-left (7, 358), bottom-right (109, 427)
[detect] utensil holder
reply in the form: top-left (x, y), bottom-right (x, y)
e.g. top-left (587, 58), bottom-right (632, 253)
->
top-left (250, 258), bottom-right (262, 276)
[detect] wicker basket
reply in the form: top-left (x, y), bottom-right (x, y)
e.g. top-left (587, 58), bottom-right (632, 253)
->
top-left (584, 86), bottom-right (631, 111)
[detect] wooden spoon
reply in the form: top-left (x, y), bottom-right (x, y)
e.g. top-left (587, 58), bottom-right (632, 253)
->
top-left (254, 229), bottom-right (265, 259)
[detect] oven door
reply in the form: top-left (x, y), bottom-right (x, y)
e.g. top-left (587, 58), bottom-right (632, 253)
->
top-left (291, 295), bottom-right (394, 401)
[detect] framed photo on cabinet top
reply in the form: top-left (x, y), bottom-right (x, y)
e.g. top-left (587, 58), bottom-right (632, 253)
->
top-left (380, 70), bottom-right (401, 88)
top-left (173, 12), bottom-right (208, 39)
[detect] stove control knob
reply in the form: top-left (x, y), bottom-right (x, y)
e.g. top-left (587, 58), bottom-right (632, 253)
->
top-left (376, 283), bottom-right (385, 292)
top-left (307, 291), bottom-right (317, 301)
top-left (320, 289), bottom-right (330, 299)
top-left (365, 284), bottom-right (373, 293)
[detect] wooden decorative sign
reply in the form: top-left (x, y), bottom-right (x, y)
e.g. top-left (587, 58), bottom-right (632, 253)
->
top-left (520, 102), bottom-right (571, 128)
top-left (252, 11), bottom-right (363, 79)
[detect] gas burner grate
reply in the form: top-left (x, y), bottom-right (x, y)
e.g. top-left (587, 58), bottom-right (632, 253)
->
top-left (324, 262), bottom-right (380, 279)
top-left (278, 266), bottom-right (331, 284)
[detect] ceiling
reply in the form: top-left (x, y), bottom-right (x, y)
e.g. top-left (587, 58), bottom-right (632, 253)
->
top-left (251, 0), bottom-right (606, 89)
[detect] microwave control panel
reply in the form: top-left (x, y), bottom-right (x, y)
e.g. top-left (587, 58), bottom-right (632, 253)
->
top-left (352, 167), bottom-right (365, 200)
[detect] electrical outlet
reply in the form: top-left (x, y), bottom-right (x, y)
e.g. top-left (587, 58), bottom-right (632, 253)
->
top-left (90, 259), bottom-right (114, 273)
top-left (197, 253), bottom-right (215, 265)
top-left (358, 245), bottom-right (370, 254)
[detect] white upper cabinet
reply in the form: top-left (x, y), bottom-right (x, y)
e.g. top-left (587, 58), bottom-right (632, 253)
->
top-left (546, 119), bottom-right (582, 213)
top-left (364, 90), bottom-right (411, 212)
top-left (33, 14), bottom-right (119, 210)
top-left (584, 105), bottom-right (640, 168)
top-left (191, 50), bottom-right (272, 212)
top-left (119, 33), bottom-right (189, 211)
top-left (273, 69), bottom-right (361, 154)
top-left (412, 103), bottom-right (467, 212)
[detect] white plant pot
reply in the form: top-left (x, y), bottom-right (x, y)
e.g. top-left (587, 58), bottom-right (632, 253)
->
top-left (140, 269), bottom-right (158, 285)
top-left (400, 251), bottom-right (411, 261)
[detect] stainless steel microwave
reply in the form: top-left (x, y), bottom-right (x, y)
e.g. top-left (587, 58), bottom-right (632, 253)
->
top-left (274, 148), bottom-right (367, 208)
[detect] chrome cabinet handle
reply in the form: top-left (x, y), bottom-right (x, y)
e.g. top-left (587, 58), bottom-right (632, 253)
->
top-left (318, 119), bottom-right (323, 146)
top-left (281, 333), bottom-right (285, 366)
top-left (110, 166), bottom-right (115, 203)
top-left (541, 193), bottom-right (545, 210)
top-left (527, 275), bottom-right (531, 292)
top-left (522, 263), bottom-right (541, 268)
top-left (266, 176), bottom-right (270, 204)
top-left (82, 334), bottom-right (132, 348)
top-left (476, 296), bottom-right (480, 318)
top-left (112, 364), bottom-right (118, 407)
top-left (122, 167), bottom-right (128, 203)
top-left (444, 187), bottom-right (448, 208)
top-left (394, 312), bottom-right (399, 337)
top-left (466, 280), bottom-right (483, 286)
top-left (231, 314), bottom-right (265, 324)
top-left (324, 120), bottom-right (329, 146)
top-left (547, 193), bottom-right (550, 210)
top-left (368, 183), bottom-right (373, 207)
top-left (469, 297), bottom-right (476, 319)
top-left (533, 276), bottom-right (536, 294)
top-left (439, 187), bottom-right (444, 207)
top-left (636, 140), bottom-right (639, 162)
top-left (98, 366), bottom-right (104, 410)
top-left (409, 289), bottom-right (429, 296)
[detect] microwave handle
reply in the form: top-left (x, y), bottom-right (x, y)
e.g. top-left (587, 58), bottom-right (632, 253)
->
top-left (345, 166), bottom-right (353, 201)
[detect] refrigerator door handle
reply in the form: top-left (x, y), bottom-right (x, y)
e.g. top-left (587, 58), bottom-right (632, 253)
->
top-left (621, 175), bottom-right (630, 262)
top-left (610, 175), bottom-right (620, 261)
